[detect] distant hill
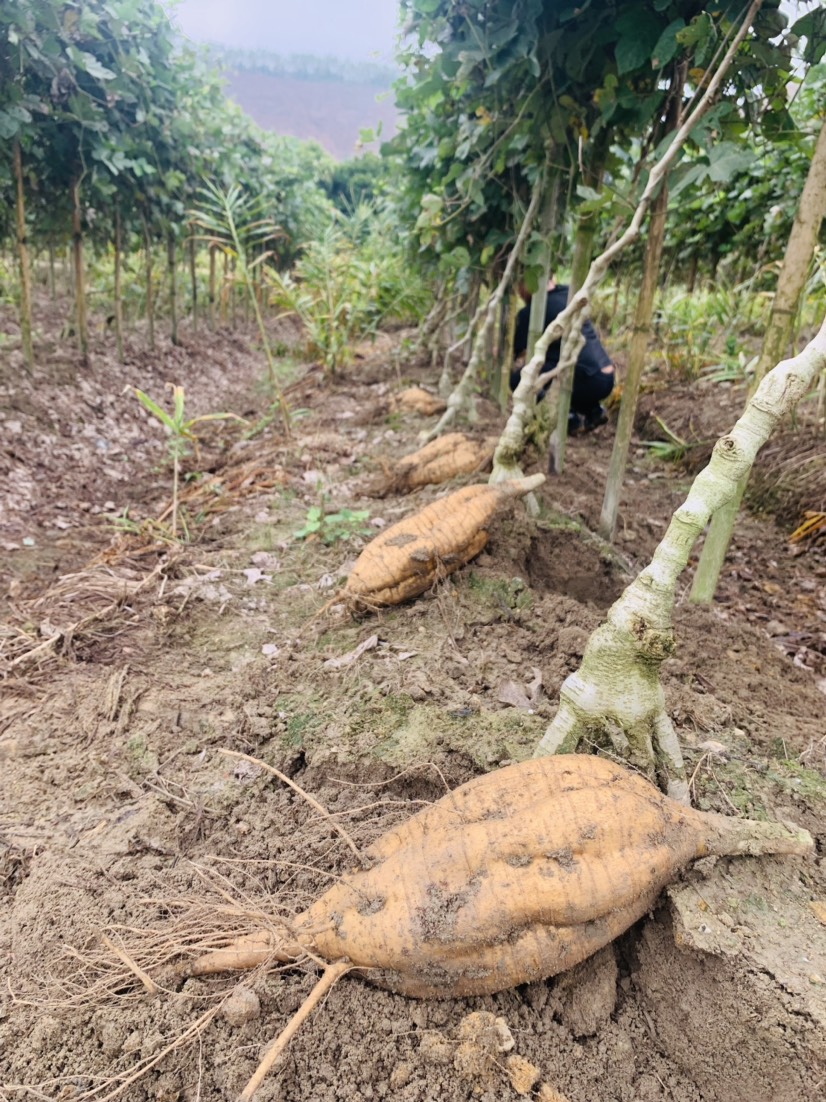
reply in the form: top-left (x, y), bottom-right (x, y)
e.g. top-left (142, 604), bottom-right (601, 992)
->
top-left (225, 71), bottom-right (398, 161)
top-left (206, 47), bottom-right (399, 162)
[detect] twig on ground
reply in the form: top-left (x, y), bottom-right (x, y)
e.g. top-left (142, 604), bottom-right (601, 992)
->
top-left (218, 749), bottom-right (363, 865)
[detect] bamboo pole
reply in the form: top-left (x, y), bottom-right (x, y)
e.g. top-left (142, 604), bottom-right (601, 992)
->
top-left (71, 177), bottom-right (89, 365)
top-left (143, 215), bottom-right (155, 351)
top-left (13, 139), bottom-right (34, 371)
top-left (114, 205), bottom-right (125, 361)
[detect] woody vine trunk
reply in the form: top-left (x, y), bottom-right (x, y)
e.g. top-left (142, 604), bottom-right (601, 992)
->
top-left (425, 181), bottom-right (544, 442)
top-left (690, 114), bottom-right (826, 603)
top-left (535, 314), bottom-right (826, 798)
top-left (113, 205), bottom-right (125, 362)
top-left (490, 0), bottom-right (762, 483)
top-left (71, 178), bottom-right (89, 365)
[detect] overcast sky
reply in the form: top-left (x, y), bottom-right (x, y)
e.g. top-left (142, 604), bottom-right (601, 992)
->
top-left (168, 0), bottom-right (402, 62)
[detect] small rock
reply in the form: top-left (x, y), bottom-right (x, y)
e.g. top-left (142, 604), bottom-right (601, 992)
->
top-left (122, 1031), bottom-right (143, 1054)
top-left (765, 620), bottom-right (790, 637)
top-left (222, 986), bottom-right (260, 1026)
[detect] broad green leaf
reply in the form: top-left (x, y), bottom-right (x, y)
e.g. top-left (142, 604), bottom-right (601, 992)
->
top-left (651, 19), bottom-right (686, 69)
top-left (677, 12), bottom-right (712, 51)
top-left (707, 143), bottom-right (755, 183)
top-left (70, 47), bottom-right (117, 81)
top-left (790, 9), bottom-right (826, 64)
top-left (0, 110), bottom-right (20, 140)
top-left (668, 161), bottom-right (709, 198)
top-left (615, 30), bottom-right (657, 75)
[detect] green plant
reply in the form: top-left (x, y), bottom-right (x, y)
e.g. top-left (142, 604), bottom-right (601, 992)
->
top-left (189, 182), bottom-right (291, 430)
top-left (293, 502), bottom-right (372, 544)
top-left (640, 417), bottom-right (694, 463)
top-left (134, 384), bottom-right (245, 539)
top-left (702, 350), bottom-right (758, 384)
top-left (268, 207), bottom-right (427, 374)
top-left (244, 402), bottom-right (310, 441)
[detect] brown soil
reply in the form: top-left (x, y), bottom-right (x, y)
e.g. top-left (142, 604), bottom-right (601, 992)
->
top-left (1, 301), bottom-right (825, 1102)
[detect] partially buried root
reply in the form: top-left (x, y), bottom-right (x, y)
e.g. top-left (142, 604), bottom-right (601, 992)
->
top-left (165, 753), bottom-right (813, 1100)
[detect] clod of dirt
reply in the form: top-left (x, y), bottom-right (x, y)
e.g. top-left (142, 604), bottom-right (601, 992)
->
top-left (538, 1084), bottom-right (572, 1102)
top-left (555, 945), bottom-right (619, 1037)
top-left (506, 1054), bottom-right (542, 1095)
top-left (452, 1011), bottom-right (518, 1093)
top-left (417, 1030), bottom-right (453, 1066)
top-left (222, 985), bottom-right (261, 1026)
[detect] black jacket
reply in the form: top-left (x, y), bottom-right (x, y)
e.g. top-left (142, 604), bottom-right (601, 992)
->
top-left (513, 285), bottom-right (611, 377)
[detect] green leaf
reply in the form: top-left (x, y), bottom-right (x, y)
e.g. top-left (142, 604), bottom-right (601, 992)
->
top-left (70, 47), bottom-right (117, 81)
top-left (134, 389), bottom-right (176, 432)
top-left (0, 110), bottom-right (20, 140)
top-left (707, 143), bottom-right (755, 183)
top-left (790, 10), bottom-right (826, 64)
top-left (676, 12), bottom-right (712, 51)
top-left (651, 19), bottom-right (686, 69)
top-left (615, 26), bottom-right (658, 75)
top-left (668, 161), bottom-right (709, 198)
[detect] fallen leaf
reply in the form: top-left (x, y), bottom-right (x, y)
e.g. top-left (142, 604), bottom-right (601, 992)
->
top-left (324, 634), bottom-right (379, 670)
top-left (698, 740), bottom-right (729, 760)
top-left (250, 551), bottom-right (279, 569)
top-left (808, 901), bottom-right (826, 925)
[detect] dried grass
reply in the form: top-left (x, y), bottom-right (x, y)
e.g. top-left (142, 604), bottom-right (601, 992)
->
top-left (748, 436), bottom-right (826, 526)
top-left (0, 558), bottom-right (176, 674)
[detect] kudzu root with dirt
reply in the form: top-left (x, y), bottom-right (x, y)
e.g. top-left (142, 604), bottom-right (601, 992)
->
top-left (372, 432), bottom-right (495, 496)
top-left (343, 473), bottom-right (545, 609)
top-left (166, 753), bottom-right (812, 1100)
top-left (188, 754), bottom-right (812, 996)
top-left (388, 386), bottom-right (447, 416)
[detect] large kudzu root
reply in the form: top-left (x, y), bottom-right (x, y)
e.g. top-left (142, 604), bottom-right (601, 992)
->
top-left (342, 473), bottom-right (544, 609)
top-left (371, 433), bottom-right (495, 496)
top-left (187, 755), bottom-right (813, 998)
top-left (389, 386), bottom-right (447, 416)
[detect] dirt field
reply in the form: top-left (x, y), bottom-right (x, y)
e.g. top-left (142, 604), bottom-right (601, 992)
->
top-left (1, 306), bottom-right (825, 1102)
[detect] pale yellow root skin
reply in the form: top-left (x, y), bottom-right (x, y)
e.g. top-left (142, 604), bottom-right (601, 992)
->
top-left (344, 474), bottom-right (544, 609)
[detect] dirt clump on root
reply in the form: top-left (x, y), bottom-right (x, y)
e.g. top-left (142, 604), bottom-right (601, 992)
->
top-left (1, 307), bottom-right (825, 1101)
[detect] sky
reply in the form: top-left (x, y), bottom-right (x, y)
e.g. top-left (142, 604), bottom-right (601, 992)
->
top-left (168, 0), bottom-right (402, 63)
